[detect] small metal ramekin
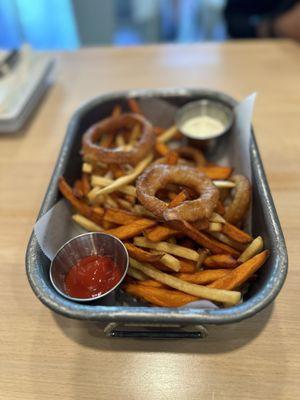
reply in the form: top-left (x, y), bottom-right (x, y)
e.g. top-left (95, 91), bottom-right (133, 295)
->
top-left (50, 232), bottom-right (129, 303)
top-left (175, 99), bottom-right (234, 140)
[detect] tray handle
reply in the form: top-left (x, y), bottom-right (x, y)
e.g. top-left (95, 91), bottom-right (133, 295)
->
top-left (104, 322), bottom-right (208, 339)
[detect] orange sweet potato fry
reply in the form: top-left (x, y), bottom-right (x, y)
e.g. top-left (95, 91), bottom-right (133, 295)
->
top-left (155, 142), bottom-right (170, 156)
top-left (139, 280), bottom-right (164, 288)
top-left (203, 254), bottom-right (238, 269)
top-left (198, 165), bottom-right (233, 180)
top-left (175, 220), bottom-right (240, 257)
top-left (178, 258), bottom-right (198, 273)
top-left (128, 98), bottom-right (142, 114)
top-left (166, 151), bottom-right (179, 165)
top-left (145, 225), bottom-right (179, 242)
top-left (58, 177), bottom-right (104, 225)
top-left (208, 250), bottom-right (269, 290)
top-left (124, 243), bottom-right (163, 263)
top-left (104, 218), bottom-right (156, 240)
top-left (222, 223), bottom-right (253, 244)
top-left (123, 283), bottom-right (198, 307)
top-left (168, 189), bottom-right (189, 208)
top-left (176, 269), bottom-right (231, 284)
top-left (103, 208), bottom-right (141, 225)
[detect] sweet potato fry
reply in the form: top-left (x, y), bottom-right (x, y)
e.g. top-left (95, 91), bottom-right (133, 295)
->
top-left (222, 223), bottom-right (252, 244)
top-left (178, 258), bottom-right (197, 273)
top-left (198, 165), bottom-right (233, 180)
top-left (104, 218), bottom-right (156, 240)
top-left (145, 225), bottom-right (180, 242)
top-left (215, 201), bottom-right (225, 215)
top-left (176, 269), bottom-right (231, 284)
top-left (203, 254), bottom-right (238, 269)
top-left (175, 220), bottom-right (240, 257)
top-left (73, 179), bottom-right (84, 198)
top-left (165, 151), bottom-right (178, 165)
top-left (130, 258), bottom-right (241, 305)
top-left (110, 164), bottom-right (126, 178)
top-left (128, 98), bottom-right (142, 114)
top-left (111, 104), bottom-right (122, 117)
top-left (125, 243), bottom-right (163, 263)
top-left (168, 189), bottom-right (189, 208)
top-left (155, 142), bottom-right (170, 157)
top-left (103, 208), bottom-right (141, 225)
top-left (123, 283), bottom-right (198, 307)
top-left (58, 177), bottom-right (104, 225)
top-left (209, 231), bottom-right (246, 251)
top-left (140, 280), bottom-right (164, 288)
top-left (209, 250), bottom-right (269, 290)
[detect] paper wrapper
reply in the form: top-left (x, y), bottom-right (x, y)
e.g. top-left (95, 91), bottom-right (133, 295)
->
top-left (34, 93), bottom-right (256, 309)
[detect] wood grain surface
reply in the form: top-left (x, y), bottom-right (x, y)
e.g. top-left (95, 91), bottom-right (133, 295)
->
top-left (0, 40), bottom-right (299, 400)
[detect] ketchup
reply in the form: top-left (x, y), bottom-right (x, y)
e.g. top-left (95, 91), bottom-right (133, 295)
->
top-left (65, 255), bottom-right (122, 299)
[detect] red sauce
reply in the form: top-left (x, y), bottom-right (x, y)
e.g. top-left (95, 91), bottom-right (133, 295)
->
top-left (65, 255), bottom-right (123, 299)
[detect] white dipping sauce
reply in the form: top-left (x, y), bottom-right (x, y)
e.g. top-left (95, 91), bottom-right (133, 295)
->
top-left (182, 115), bottom-right (225, 138)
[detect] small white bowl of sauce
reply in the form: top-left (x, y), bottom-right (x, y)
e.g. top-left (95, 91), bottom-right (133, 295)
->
top-left (175, 99), bottom-right (234, 141)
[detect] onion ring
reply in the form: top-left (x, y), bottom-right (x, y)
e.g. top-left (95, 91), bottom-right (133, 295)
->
top-left (136, 164), bottom-right (219, 222)
top-left (224, 174), bottom-right (251, 224)
top-left (176, 146), bottom-right (206, 166)
top-left (82, 113), bottom-right (155, 165)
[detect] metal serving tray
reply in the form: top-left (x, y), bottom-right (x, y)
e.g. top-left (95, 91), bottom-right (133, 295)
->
top-left (26, 89), bottom-right (287, 338)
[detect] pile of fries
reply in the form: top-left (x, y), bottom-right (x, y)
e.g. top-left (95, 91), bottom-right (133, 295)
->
top-left (59, 99), bottom-right (269, 308)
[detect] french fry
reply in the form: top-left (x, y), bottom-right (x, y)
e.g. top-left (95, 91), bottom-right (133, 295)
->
top-left (176, 269), bottom-right (231, 284)
top-left (153, 252), bottom-right (181, 272)
top-left (111, 104), bottom-right (122, 117)
top-left (124, 243), bottom-right (163, 263)
top-left (175, 220), bottom-right (240, 257)
top-left (110, 164), bottom-right (126, 178)
top-left (210, 231), bottom-right (246, 251)
top-left (116, 134), bottom-right (125, 147)
top-left (104, 194), bottom-right (119, 209)
top-left (154, 126), bottom-right (164, 136)
top-left (196, 249), bottom-right (209, 269)
top-left (129, 124), bottom-right (140, 144)
top-left (198, 165), bottom-right (233, 180)
top-left (238, 236), bottom-right (264, 263)
top-left (105, 218), bottom-right (156, 240)
top-left (130, 258), bottom-right (241, 305)
top-left (134, 237), bottom-right (200, 261)
top-left (213, 180), bottom-right (236, 189)
top-left (208, 222), bottom-right (222, 232)
top-left (215, 201), bottom-right (225, 215)
top-left (140, 280), bottom-right (164, 288)
top-left (128, 98), bottom-right (142, 114)
top-left (89, 154), bottom-right (153, 198)
top-left (222, 223), bottom-right (253, 244)
top-left (103, 208), bottom-right (140, 225)
top-left (155, 142), bottom-right (170, 157)
top-left (165, 151), bottom-right (178, 165)
top-left (145, 225), bottom-right (180, 242)
top-left (178, 258), bottom-right (197, 273)
top-left (210, 212), bottom-right (226, 224)
top-left (168, 189), bottom-right (188, 208)
top-left (209, 250), bottom-right (269, 290)
top-left (72, 214), bottom-right (103, 232)
top-left (58, 177), bottom-right (104, 225)
top-left (115, 197), bottom-right (132, 211)
top-left (126, 267), bottom-right (147, 281)
top-left (203, 254), bottom-right (238, 269)
top-left (100, 133), bottom-right (115, 148)
top-left (123, 283), bottom-right (198, 307)
top-left (157, 126), bottom-right (178, 143)
top-left (82, 162), bottom-right (92, 173)
top-left (91, 175), bottom-right (137, 197)
top-left (82, 173), bottom-right (91, 197)
top-left (73, 179), bottom-right (84, 198)
top-left (133, 204), bottom-right (156, 218)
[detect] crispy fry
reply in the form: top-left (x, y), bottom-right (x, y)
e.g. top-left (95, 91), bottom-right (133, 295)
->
top-left (210, 212), bottom-right (226, 223)
top-left (154, 252), bottom-right (181, 272)
top-left (222, 223), bottom-right (252, 244)
top-left (178, 258), bottom-right (197, 273)
top-left (104, 218), bottom-right (156, 240)
top-left (203, 254), bottom-right (238, 269)
top-left (140, 280), bottom-right (164, 288)
top-left (82, 173), bottom-right (91, 196)
top-left (238, 236), bottom-right (264, 263)
top-left (157, 126), bottom-right (178, 143)
top-left (128, 98), bottom-right (142, 114)
top-left (126, 267), bottom-right (147, 281)
top-left (110, 164), bottom-right (126, 178)
top-left (116, 134), bottom-right (126, 147)
top-left (130, 258), bottom-right (241, 305)
top-left (196, 249), bottom-right (209, 269)
top-left (133, 204), bottom-right (156, 218)
top-left (208, 222), bottom-right (223, 232)
top-left (155, 142), bottom-right (170, 157)
top-left (165, 151), bottom-right (178, 165)
top-left (73, 179), bottom-right (84, 198)
top-left (125, 243), bottom-right (163, 263)
top-left (123, 282), bottom-right (198, 307)
top-left (82, 162), bottom-right (92, 173)
top-left (102, 220), bottom-right (115, 229)
top-left (134, 237), bottom-right (200, 261)
top-left (213, 180), bottom-right (236, 189)
top-left (72, 214), bottom-right (103, 232)
top-left (89, 154), bottom-right (153, 198)
top-left (209, 231), bottom-right (246, 251)
top-left (111, 104), bottom-right (122, 117)
top-left (174, 220), bottom-right (240, 257)
top-left (104, 194), bottom-right (119, 209)
top-left (129, 124), bottom-right (140, 144)
top-left (198, 165), bottom-right (232, 180)
top-left (91, 175), bottom-right (137, 197)
top-left (114, 197), bottom-right (132, 211)
top-left (103, 208), bottom-right (140, 225)
top-left (145, 225), bottom-right (179, 242)
top-left (209, 250), bottom-right (269, 290)
top-left (58, 177), bottom-right (104, 225)
top-left (176, 269), bottom-right (231, 284)
top-left (168, 189), bottom-right (189, 208)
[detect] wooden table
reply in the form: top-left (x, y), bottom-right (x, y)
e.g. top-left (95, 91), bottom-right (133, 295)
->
top-left (0, 40), bottom-right (299, 400)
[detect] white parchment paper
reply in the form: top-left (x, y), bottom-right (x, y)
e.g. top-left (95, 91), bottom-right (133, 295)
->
top-left (34, 93), bottom-right (256, 308)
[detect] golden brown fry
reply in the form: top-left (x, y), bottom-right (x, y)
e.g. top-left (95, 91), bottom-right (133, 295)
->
top-left (58, 177), bottom-right (104, 225)
top-left (82, 162), bottom-right (92, 173)
top-left (178, 258), bottom-right (197, 273)
top-left (208, 222), bottom-right (223, 232)
top-left (209, 250), bottom-right (269, 290)
top-left (103, 207), bottom-right (140, 225)
top-left (130, 258), bottom-right (241, 305)
top-left (203, 254), bottom-right (238, 269)
top-left (155, 142), bottom-right (170, 157)
top-left (123, 282), bottom-right (198, 307)
top-left (210, 212), bottom-right (226, 223)
top-left (140, 280), bottom-right (164, 288)
top-left (125, 243), bottom-right (163, 263)
top-left (222, 222), bottom-right (252, 244)
top-left (168, 189), bottom-right (189, 208)
top-left (111, 104), bottom-right (122, 117)
top-left (128, 98), bottom-right (142, 114)
top-left (126, 267), bottom-right (147, 281)
top-left (82, 173), bottom-right (91, 197)
top-left (176, 269), bottom-right (231, 284)
top-left (105, 218), bottom-right (156, 240)
top-left (91, 175), bottom-right (137, 197)
top-left (165, 151), bottom-right (179, 165)
top-left (209, 231), bottom-right (246, 251)
top-left (145, 225), bottom-right (179, 242)
top-left (238, 236), bottom-right (264, 263)
top-left (198, 165), bottom-right (233, 180)
top-left (157, 126), bottom-right (178, 143)
top-left (213, 180), bottom-right (235, 189)
top-left (72, 214), bottom-right (103, 232)
top-left (154, 252), bottom-right (181, 272)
